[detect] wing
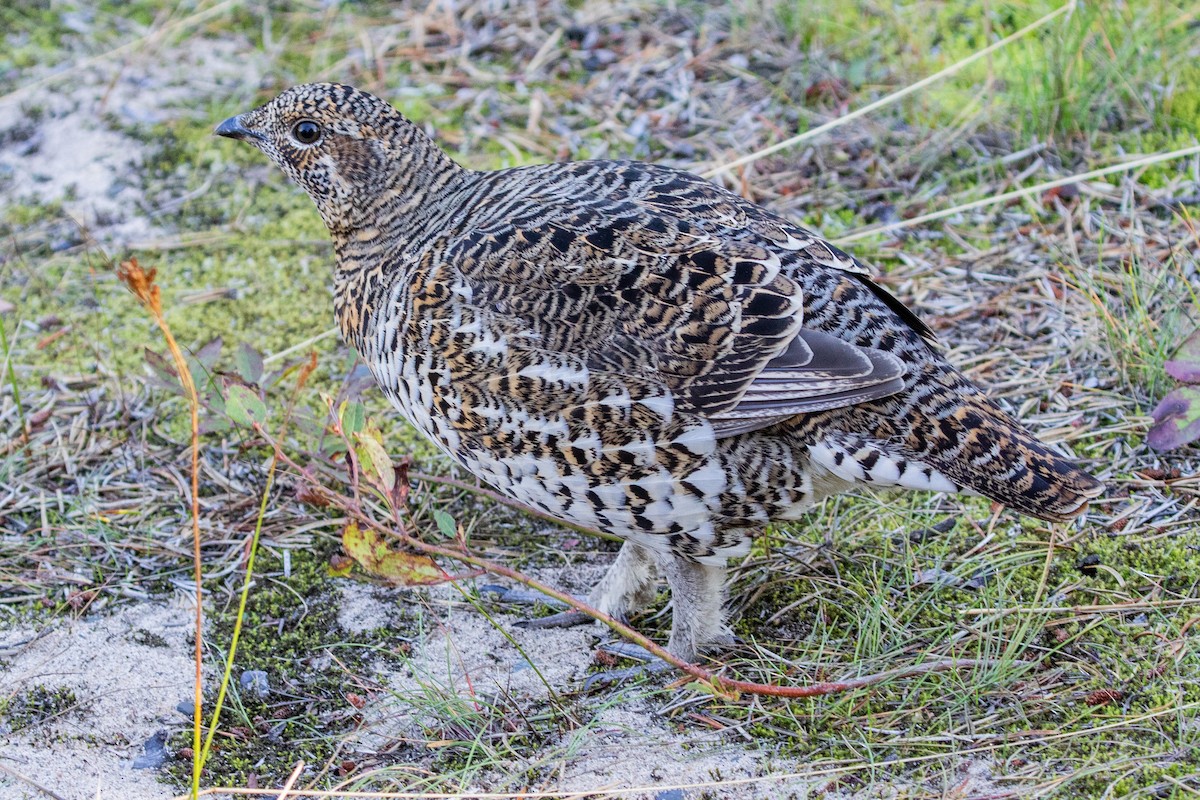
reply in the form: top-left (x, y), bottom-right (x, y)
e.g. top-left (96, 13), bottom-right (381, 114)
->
top-left (438, 161), bottom-right (917, 436)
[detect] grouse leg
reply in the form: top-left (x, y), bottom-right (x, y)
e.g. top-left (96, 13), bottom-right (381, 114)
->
top-left (661, 555), bottom-right (731, 663)
top-left (513, 539), bottom-right (659, 630)
top-left (583, 553), bottom-right (733, 689)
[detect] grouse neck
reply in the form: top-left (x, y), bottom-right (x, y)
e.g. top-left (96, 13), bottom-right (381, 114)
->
top-left (329, 221), bottom-right (402, 352)
top-left (327, 141), bottom-right (464, 273)
top-left (328, 137), bottom-right (466, 351)
top-left (326, 124), bottom-right (463, 236)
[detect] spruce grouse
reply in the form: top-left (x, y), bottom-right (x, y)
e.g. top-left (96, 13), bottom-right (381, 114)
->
top-left (217, 83), bottom-right (1103, 662)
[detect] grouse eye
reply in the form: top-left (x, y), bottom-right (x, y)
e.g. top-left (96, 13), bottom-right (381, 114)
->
top-left (292, 120), bottom-right (321, 145)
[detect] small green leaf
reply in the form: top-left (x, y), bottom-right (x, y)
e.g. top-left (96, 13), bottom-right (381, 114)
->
top-left (432, 509), bottom-right (457, 538)
top-left (338, 400), bottom-right (366, 436)
top-left (204, 386), bottom-right (226, 416)
top-left (185, 354), bottom-right (214, 391)
top-left (353, 427), bottom-right (395, 491)
top-left (225, 384), bottom-right (268, 428)
top-left (322, 438), bottom-right (348, 457)
top-left (234, 342), bottom-right (264, 385)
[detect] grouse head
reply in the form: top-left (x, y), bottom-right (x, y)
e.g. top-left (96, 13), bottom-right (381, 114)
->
top-left (215, 83), bottom-right (453, 232)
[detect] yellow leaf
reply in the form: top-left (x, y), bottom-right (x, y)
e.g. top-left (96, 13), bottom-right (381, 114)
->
top-left (341, 523), bottom-right (447, 586)
top-left (353, 426), bottom-right (395, 491)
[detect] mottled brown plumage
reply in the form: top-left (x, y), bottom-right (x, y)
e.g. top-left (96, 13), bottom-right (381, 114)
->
top-left (217, 83), bottom-right (1103, 661)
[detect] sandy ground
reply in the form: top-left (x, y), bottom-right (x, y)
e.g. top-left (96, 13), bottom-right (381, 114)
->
top-left (0, 574), bottom-right (830, 800)
top-left (0, 32), bottom-right (259, 247)
top-left (337, 578), bottom-right (823, 799)
top-left (0, 569), bottom-right (1004, 799)
top-left (1, 602), bottom-right (194, 800)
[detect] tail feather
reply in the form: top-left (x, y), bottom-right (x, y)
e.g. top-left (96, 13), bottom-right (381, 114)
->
top-left (926, 391), bottom-right (1103, 522)
top-left (809, 378), bottom-right (1105, 521)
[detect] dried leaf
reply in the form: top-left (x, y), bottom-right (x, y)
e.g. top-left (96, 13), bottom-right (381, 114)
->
top-left (341, 523), bottom-right (447, 585)
top-left (327, 553), bottom-right (355, 577)
top-left (1147, 386), bottom-right (1200, 451)
top-left (913, 567), bottom-right (963, 588)
top-left (389, 457), bottom-right (411, 510)
top-left (116, 259), bottom-right (161, 314)
top-left (1083, 688), bottom-right (1123, 707)
top-left (296, 473), bottom-right (330, 508)
top-left (1164, 328), bottom-right (1200, 384)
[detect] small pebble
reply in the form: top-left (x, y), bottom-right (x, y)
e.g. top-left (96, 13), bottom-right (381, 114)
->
top-left (240, 669), bottom-right (271, 699)
top-left (132, 730), bottom-right (169, 770)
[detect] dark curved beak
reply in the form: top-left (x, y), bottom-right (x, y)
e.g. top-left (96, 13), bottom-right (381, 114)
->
top-left (214, 114), bottom-right (256, 141)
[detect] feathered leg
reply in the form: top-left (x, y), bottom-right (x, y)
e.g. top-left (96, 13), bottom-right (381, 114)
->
top-left (508, 539), bottom-right (659, 630)
top-left (661, 555), bottom-right (730, 662)
top-left (584, 554), bottom-right (731, 688)
top-left (588, 540), bottom-right (659, 621)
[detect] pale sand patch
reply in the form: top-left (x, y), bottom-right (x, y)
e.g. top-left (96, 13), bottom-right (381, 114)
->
top-left (0, 35), bottom-right (263, 246)
top-left (0, 569), bottom-right (1005, 799)
top-left (340, 575), bottom-right (825, 799)
top-left (0, 601), bottom-right (195, 800)
top-left (341, 575), bottom-right (1005, 799)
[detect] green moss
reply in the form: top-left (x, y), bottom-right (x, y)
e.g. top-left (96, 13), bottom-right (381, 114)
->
top-left (0, 684), bottom-right (79, 731)
top-left (163, 544), bottom-right (410, 788)
top-left (1162, 65), bottom-right (1200, 132)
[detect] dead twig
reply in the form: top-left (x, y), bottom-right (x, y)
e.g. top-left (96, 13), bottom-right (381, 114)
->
top-left (115, 257), bottom-right (205, 798)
